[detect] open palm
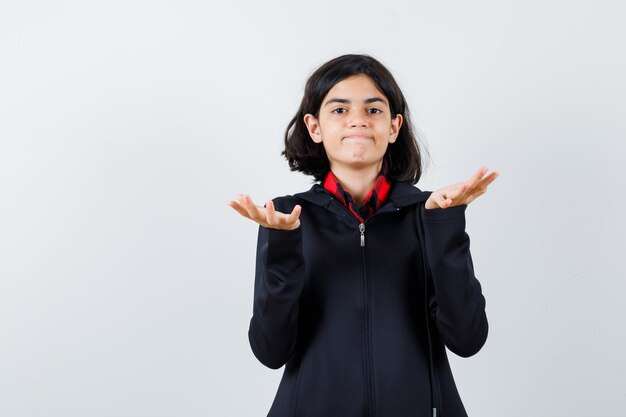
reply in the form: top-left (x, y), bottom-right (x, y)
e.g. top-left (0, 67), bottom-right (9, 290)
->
top-left (425, 167), bottom-right (499, 210)
top-left (227, 194), bottom-right (302, 230)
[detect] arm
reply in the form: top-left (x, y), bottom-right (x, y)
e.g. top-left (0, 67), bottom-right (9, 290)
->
top-left (421, 203), bottom-right (489, 358)
top-left (248, 199), bottom-right (306, 369)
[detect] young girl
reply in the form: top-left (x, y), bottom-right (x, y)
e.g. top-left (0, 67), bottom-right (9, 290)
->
top-left (227, 54), bottom-right (498, 417)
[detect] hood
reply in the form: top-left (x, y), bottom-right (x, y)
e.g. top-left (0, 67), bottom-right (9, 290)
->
top-left (293, 181), bottom-right (433, 209)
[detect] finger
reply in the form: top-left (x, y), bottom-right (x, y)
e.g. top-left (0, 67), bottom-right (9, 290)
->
top-left (440, 193), bottom-right (453, 208)
top-left (465, 194), bottom-right (478, 205)
top-left (469, 166), bottom-right (488, 186)
top-left (229, 197), bottom-right (251, 215)
top-left (241, 194), bottom-right (264, 222)
top-left (475, 171), bottom-right (499, 192)
top-left (448, 182), bottom-right (470, 199)
top-left (228, 200), bottom-right (252, 219)
top-left (463, 167), bottom-right (490, 194)
top-left (237, 194), bottom-right (251, 215)
top-left (484, 171), bottom-right (499, 185)
top-left (266, 199), bottom-right (280, 227)
top-left (465, 188), bottom-right (487, 205)
top-left (237, 200), bottom-right (256, 220)
top-left (287, 204), bottom-right (302, 223)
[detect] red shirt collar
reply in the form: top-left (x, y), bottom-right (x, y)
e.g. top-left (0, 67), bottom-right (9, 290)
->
top-left (322, 159), bottom-right (392, 223)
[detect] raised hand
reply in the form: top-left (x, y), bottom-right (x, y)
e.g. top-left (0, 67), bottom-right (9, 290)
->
top-left (227, 194), bottom-right (302, 230)
top-left (425, 166), bottom-right (499, 210)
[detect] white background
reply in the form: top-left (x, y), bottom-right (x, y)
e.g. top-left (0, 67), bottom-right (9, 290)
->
top-left (1, 0), bottom-right (624, 416)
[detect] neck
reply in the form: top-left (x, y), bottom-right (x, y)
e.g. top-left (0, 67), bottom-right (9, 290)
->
top-left (329, 160), bottom-right (383, 206)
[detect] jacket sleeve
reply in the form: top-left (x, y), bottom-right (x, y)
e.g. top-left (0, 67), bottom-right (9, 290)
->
top-left (421, 203), bottom-right (489, 358)
top-left (247, 199), bottom-right (306, 369)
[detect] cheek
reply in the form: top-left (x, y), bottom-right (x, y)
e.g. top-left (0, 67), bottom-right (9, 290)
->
top-left (322, 127), bottom-right (341, 143)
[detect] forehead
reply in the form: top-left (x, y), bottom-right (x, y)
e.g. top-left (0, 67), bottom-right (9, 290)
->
top-left (323, 74), bottom-right (389, 106)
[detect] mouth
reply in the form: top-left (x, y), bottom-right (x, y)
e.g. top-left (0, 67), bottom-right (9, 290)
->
top-left (343, 135), bottom-right (372, 140)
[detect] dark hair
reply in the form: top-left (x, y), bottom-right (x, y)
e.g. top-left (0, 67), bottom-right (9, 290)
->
top-left (281, 53), bottom-right (431, 185)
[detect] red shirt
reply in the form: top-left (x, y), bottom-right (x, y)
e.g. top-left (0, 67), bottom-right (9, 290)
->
top-left (322, 159), bottom-right (392, 223)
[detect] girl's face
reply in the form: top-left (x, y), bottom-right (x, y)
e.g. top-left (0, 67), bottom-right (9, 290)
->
top-left (303, 73), bottom-right (402, 174)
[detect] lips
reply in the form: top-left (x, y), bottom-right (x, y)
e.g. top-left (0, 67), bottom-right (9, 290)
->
top-left (343, 135), bottom-right (372, 140)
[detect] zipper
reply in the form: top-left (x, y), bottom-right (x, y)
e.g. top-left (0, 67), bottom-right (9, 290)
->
top-left (359, 223), bottom-right (365, 246)
top-left (328, 197), bottom-right (400, 417)
top-left (361, 236), bottom-right (374, 416)
top-left (328, 197), bottom-right (442, 416)
top-left (326, 193), bottom-right (441, 416)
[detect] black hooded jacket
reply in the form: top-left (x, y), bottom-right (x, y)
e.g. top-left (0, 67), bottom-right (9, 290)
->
top-left (248, 181), bottom-right (489, 417)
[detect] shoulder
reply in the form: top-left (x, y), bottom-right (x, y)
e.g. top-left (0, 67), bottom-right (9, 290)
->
top-left (271, 185), bottom-right (329, 213)
top-left (384, 181), bottom-right (432, 208)
top-left (267, 193), bottom-right (302, 213)
top-left (268, 184), bottom-right (327, 212)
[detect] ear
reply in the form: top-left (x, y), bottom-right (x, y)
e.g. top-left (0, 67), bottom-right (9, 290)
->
top-left (389, 114), bottom-right (403, 143)
top-left (303, 113), bottom-right (323, 144)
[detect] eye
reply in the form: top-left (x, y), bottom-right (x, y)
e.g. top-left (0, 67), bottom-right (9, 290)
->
top-left (331, 108), bottom-right (383, 114)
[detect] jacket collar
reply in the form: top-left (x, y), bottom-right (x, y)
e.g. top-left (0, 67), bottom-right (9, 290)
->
top-left (294, 181), bottom-right (432, 210)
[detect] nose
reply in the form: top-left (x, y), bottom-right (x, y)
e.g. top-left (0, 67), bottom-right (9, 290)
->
top-left (349, 115), bottom-right (368, 127)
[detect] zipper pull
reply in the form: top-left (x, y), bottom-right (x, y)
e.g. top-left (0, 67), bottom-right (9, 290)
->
top-left (433, 407), bottom-right (437, 417)
top-left (359, 223), bottom-right (365, 247)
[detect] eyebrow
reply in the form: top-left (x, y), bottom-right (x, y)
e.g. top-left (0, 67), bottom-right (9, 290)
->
top-left (323, 96), bottom-right (388, 107)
